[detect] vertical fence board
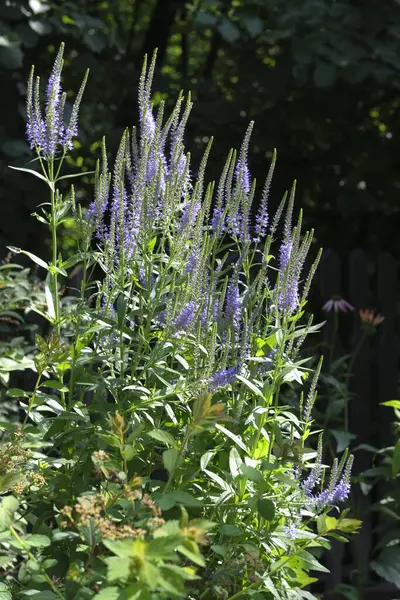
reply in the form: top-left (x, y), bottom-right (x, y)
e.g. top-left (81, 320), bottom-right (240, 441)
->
top-left (376, 252), bottom-right (400, 549)
top-left (378, 252), bottom-right (399, 447)
top-left (318, 249), bottom-right (345, 588)
top-left (316, 249), bottom-right (399, 598)
top-left (319, 250), bottom-right (344, 364)
top-left (348, 249), bottom-right (373, 588)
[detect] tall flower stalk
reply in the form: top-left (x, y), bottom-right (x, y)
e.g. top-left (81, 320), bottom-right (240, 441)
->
top-left (3, 45), bottom-right (361, 600)
top-left (17, 44), bottom-right (88, 338)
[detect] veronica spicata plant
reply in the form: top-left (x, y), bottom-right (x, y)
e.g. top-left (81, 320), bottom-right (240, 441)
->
top-left (0, 46), bottom-right (361, 600)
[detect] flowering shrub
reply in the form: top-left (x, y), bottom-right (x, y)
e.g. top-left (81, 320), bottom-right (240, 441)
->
top-left (0, 45), bottom-right (361, 600)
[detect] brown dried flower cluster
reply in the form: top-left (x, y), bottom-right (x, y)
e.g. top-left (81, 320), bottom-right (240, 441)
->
top-left (59, 489), bottom-right (163, 541)
top-left (0, 440), bottom-right (29, 473)
top-left (0, 437), bottom-right (44, 495)
top-left (12, 472), bottom-right (46, 495)
top-left (181, 525), bottom-right (208, 545)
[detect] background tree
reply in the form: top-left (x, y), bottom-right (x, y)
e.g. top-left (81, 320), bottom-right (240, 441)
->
top-left (2, 0), bottom-right (400, 260)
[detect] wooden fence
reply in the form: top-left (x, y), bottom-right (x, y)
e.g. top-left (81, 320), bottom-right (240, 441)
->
top-left (312, 249), bottom-right (400, 598)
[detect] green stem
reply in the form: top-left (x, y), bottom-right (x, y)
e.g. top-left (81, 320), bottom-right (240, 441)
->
top-left (164, 428), bottom-right (191, 492)
top-left (329, 310), bottom-right (339, 369)
top-left (22, 373), bottom-right (42, 428)
top-left (9, 526), bottom-right (65, 600)
top-left (344, 335), bottom-right (365, 432)
top-left (343, 335), bottom-right (366, 432)
top-left (49, 160), bottom-right (60, 337)
top-left (224, 583), bottom-right (258, 600)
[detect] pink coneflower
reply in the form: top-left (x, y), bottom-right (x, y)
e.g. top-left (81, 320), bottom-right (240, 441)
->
top-left (322, 295), bottom-right (354, 313)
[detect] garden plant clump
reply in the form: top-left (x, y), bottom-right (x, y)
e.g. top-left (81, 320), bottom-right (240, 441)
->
top-left (0, 44), bottom-right (361, 600)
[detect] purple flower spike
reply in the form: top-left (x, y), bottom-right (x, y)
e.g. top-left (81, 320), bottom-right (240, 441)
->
top-left (254, 150), bottom-right (276, 241)
top-left (210, 365), bottom-right (238, 391)
top-left (225, 281), bottom-right (241, 335)
top-left (211, 207), bottom-right (225, 234)
top-left (235, 122), bottom-right (253, 195)
top-left (284, 522), bottom-right (296, 541)
top-left (278, 276), bottom-right (299, 314)
top-left (143, 108), bottom-right (156, 140)
top-left (184, 253), bottom-right (198, 275)
top-left (235, 157), bottom-right (251, 195)
top-left (173, 300), bottom-right (198, 329)
top-left (180, 199), bottom-right (201, 231)
top-left (330, 478), bottom-right (351, 503)
top-left (279, 240), bottom-right (293, 273)
top-left (25, 43), bottom-right (87, 158)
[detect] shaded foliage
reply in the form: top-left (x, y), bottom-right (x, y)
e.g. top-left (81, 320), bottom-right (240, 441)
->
top-left (1, 0), bottom-right (400, 260)
top-left (1, 0), bottom-right (400, 259)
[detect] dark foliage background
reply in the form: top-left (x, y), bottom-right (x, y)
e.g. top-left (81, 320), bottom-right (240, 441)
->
top-left (2, 0), bottom-right (400, 263)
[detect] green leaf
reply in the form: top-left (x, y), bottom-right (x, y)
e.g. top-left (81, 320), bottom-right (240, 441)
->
top-left (336, 518), bottom-right (362, 533)
top-left (243, 16), bottom-right (263, 38)
top-left (175, 354), bottom-right (189, 370)
top-left (215, 423), bottom-right (247, 452)
top-left (94, 588), bottom-right (122, 600)
top-left (0, 555), bottom-right (15, 569)
top-left (125, 585), bottom-right (153, 600)
top-left (211, 544), bottom-right (227, 556)
top-left (103, 539), bottom-right (136, 558)
top-left (0, 496), bottom-right (18, 532)
top-left (163, 448), bottom-right (179, 474)
top-left (257, 498), bottom-right (275, 521)
top-left (392, 439), bottom-right (400, 476)
top-left (236, 374), bottom-right (264, 398)
top-left (381, 400), bottom-right (400, 409)
top-left (0, 582), bottom-right (12, 600)
top-left (317, 515), bottom-right (338, 534)
top-left (7, 388), bottom-right (29, 398)
top-left (331, 429), bottom-right (356, 453)
top-left (218, 16), bottom-right (240, 43)
top-left (195, 11), bottom-right (218, 27)
top-left (177, 542), bottom-right (205, 567)
top-left (240, 464), bottom-right (263, 483)
top-left (204, 469), bottom-right (231, 491)
top-left (80, 517), bottom-right (101, 547)
top-left (0, 583), bottom-right (12, 600)
top-left (41, 380), bottom-right (69, 392)
top-left (157, 495), bottom-right (176, 511)
top-left (104, 556), bottom-right (131, 582)
top-left (298, 549), bottom-right (330, 573)
top-left (0, 472), bottom-right (22, 493)
top-left (261, 576), bottom-right (281, 600)
top-left (147, 236), bottom-right (157, 252)
top-left (7, 246), bottom-right (48, 270)
top-left (45, 277), bottom-right (55, 320)
top-left (20, 593), bottom-right (59, 600)
top-left (56, 170), bottom-right (95, 182)
top-left (371, 547), bottom-right (400, 587)
top-left (220, 524), bottom-right (242, 537)
top-left (8, 165), bottom-right (51, 186)
top-left (148, 429), bottom-right (176, 447)
top-left (200, 450), bottom-right (214, 471)
top-left (140, 561), bottom-right (161, 588)
top-left (331, 585), bottom-right (359, 600)
top-left (229, 446), bottom-right (243, 478)
top-left (168, 490), bottom-right (202, 507)
top-left (23, 534), bottom-right (51, 547)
